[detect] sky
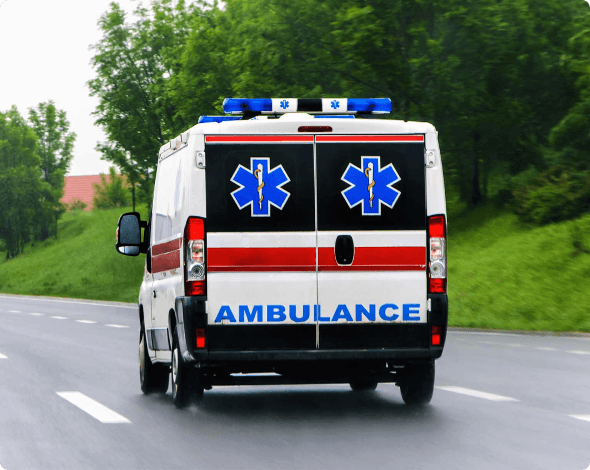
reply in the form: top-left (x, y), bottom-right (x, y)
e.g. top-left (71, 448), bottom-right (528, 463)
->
top-left (0, 0), bottom-right (142, 175)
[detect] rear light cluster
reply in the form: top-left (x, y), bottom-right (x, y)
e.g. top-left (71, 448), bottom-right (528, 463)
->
top-left (431, 326), bottom-right (442, 346)
top-left (428, 215), bottom-right (447, 294)
top-left (184, 217), bottom-right (206, 296)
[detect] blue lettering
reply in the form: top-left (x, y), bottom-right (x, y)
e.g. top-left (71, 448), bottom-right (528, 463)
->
top-left (332, 305), bottom-right (353, 322)
top-left (379, 304), bottom-right (399, 321)
top-left (267, 305), bottom-right (286, 322)
top-left (403, 304), bottom-right (421, 321)
top-left (317, 305), bottom-right (331, 322)
top-left (215, 306), bottom-right (236, 323)
top-left (355, 304), bottom-right (376, 322)
top-left (239, 305), bottom-right (262, 323)
top-left (289, 305), bottom-right (310, 323)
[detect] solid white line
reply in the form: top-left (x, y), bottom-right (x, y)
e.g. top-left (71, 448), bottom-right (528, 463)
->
top-left (451, 331), bottom-right (522, 337)
top-left (436, 386), bottom-right (519, 402)
top-left (56, 392), bottom-right (130, 423)
top-left (76, 320), bottom-right (97, 324)
top-left (536, 347), bottom-right (558, 351)
top-left (105, 324), bottom-right (130, 328)
top-left (0, 353), bottom-right (7, 359)
top-left (571, 415), bottom-right (590, 422)
top-left (50, 316), bottom-right (67, 320)
top-left (30, 312), bottom-right (44, 316)
top-left (0, 295), bottom-right (135, 309)
top-left (567, 350), bottom-right (590, 355)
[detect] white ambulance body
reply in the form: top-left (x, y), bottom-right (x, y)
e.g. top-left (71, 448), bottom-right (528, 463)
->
top-left (116, 98), bottom-right (448, 408)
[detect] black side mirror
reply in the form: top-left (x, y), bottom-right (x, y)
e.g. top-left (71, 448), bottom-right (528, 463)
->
top-left (116, 212), bottom-right (148, 256)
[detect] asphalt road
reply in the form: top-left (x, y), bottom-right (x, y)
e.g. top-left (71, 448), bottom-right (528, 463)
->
top-left (0, 294), bottom-right (589, 470)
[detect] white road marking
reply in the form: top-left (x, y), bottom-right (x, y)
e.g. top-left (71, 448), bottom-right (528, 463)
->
top-left (56, 392), bottom-right (130, 423)
top-left (50, 316), bottom-right (67, 320)
top-left (105, 324), bottom-right (130, 328)
top-left (567, 350), bottom-right (590, 355)
top-left (436, 386), bottom-right (519, 402)
top-left (0, 353), bottom-right (7, 359)
top-left (29, 313), bottom-right (44, 316)
top-left (536, 347), bottom-right (558, 351)
top-left (507, 343), bottom-right (524, 347)
top-left (452, 331), bottom-right (522, 337)
top-left (76, 320), bottom-right (97, 324)
top-left (0, 295), bottom-right (135, 309)
top-left (571, 415), bottom-right (590, 423)
top-left (7, 310), bottom-right (21, 313)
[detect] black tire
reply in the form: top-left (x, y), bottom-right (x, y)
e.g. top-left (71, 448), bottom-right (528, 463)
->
top-left (171, 330), bottom-right (191, 408)
top-left (349, 380), bottom-right (378, 392)
top-left (400, 362), bottom-right (435, 405)
top-left (139, 327), bottom-right (169, 394)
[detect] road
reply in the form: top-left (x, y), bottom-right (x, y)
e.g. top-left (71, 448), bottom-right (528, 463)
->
top-left (0, 294), bottom-right (589, 470)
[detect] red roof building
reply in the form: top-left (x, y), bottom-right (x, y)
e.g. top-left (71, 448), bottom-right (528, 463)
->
top-left (62, 174), bottom-right (116, 210)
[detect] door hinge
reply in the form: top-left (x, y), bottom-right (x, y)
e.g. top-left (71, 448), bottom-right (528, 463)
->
top-left (425, 149), bottom-right (437, 168)
top-left (195, 151), bottom-right (206, 169)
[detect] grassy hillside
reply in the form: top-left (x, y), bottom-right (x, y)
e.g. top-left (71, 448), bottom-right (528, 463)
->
top-left (0, 206), bottom-right (149, 303)
top-left (1, 204), bottom-right (589, 332)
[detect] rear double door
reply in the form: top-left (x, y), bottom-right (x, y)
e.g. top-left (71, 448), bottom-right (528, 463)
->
top-left (205, 134), bottom-right (427, 352)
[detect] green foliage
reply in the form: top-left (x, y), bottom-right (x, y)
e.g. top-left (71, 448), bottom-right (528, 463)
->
top-left (28, 100), bottom-right (76, 241)
top-left (68, 199), bottom-right (88, 212)
top-left (0, 107), bottom-right (46, 259)
top-left (93, 167), bottom-right (130, 209)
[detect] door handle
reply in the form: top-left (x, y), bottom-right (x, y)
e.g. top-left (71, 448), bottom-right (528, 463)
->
top-left (335, 235), bottom-right (354, 265)
top-left (153, 290), bottom-right (157, 298)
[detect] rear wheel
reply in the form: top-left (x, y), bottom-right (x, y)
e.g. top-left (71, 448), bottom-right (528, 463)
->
top-left (400, 362), bottom-right (435, 405)
top-left (349, 380), bottom-right (378, 392)
top-left (139, 327), bottom-right (169, 394)
top-left (171, 330), bottom-right (191, 408)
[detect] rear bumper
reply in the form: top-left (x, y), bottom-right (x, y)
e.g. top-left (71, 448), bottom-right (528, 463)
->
top-left (175, 294), bottom-right (447, 365)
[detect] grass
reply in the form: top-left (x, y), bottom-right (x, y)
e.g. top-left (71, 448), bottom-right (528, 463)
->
top-left (0, 206), bottom-right (149, 303)
top-left (1, 203), bottom-right (590, 332)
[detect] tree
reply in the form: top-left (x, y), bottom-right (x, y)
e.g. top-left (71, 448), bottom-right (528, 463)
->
top-left (0, 107), bottom-right (46, 259)
top-left (28, 100), bottom-right (76, 240)
top-left (92, 167), bottom-right (130, 209)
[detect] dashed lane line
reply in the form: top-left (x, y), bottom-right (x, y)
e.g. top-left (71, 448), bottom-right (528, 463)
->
top-left (76, 320), bottom-right (97, 324)
top-left (7, 310), bottom-right (21, 313)
top-left (105, 324), bottom-right (130, 328)
top-left (571, 415), bottom-right (590, 423)
top-left (0, 353), bottom-right (7, 359)
top-left (56, 392), bottom-right (130, 424)
top-left (567, 350), bottom-right (590, 355)
top-left (0, 295), bottom-right (135, 309)
top-left (50, 316), bottom-right (68, 320)
top-left (436, 386), bottom-right (519, 402)
top-left (536, 347), bottom-right (558, 351)
top-left (29, 312), bottom-right (44, 316)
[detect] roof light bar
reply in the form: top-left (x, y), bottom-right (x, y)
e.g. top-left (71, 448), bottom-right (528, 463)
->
top-left (198, 116), bottom-right (242, 124)
top-left (222, 98), bottom-right (391, 115)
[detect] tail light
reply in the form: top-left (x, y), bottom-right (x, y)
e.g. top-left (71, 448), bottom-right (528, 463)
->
top-left (184, 217), bottom-right (206, 296)
top-left (196, 328), bottom-right (206, 349)
top-left (428, 215), bottom-right (447, 294)
top-left (431, 325), bottom-right (442, 346)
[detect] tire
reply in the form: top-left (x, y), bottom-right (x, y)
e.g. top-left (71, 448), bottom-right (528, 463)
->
top-left (139, 327), bottom-right (169, 394)
top-left (400, 362), bottom-right (435, 405)
top-left (349, 380), bottom-right (378, 392)
top-left (171, 330), bottom-right (191, 408)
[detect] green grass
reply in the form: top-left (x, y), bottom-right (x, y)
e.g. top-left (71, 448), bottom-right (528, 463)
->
top-left (0, 206), bottom-right (149, 303)
top-left (1, 203), bottom-right (590, 332)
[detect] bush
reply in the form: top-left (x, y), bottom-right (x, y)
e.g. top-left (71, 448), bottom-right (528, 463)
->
top-left (512, 166), bottom-right (590, 225)
top-left (93, 167), bottom-right (130, 209)
top-left (68, 199), bottom-right (87, 211)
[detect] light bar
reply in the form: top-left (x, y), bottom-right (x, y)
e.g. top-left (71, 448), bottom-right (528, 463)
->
top-left (314, 115), bottom-right (355, 119)
top-left (223, 98), bottom-right (391, 115)
top-left (198, 116), bottom-right (242, 124)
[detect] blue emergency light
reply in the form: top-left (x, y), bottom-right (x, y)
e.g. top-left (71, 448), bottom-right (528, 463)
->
top-left (197, 116), bottom-right (242, 124)
top-left (222, 98), bottom-right (391, 115)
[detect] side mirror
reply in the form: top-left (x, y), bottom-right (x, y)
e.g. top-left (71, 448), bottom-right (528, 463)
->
top-left (116, 212), bottom-right (147, 256)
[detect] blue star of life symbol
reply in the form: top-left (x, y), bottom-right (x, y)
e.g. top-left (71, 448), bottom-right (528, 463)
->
top-left (231, 157), bottom-right (290, 217)
top-left (280, 100), bottom-right (290, 110)
top-left (341, 156), bottom-right (401, 216)
top-left (331, 100), bottom-right (340, 110)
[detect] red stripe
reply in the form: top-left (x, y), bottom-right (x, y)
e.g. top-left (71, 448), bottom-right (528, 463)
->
top-left (318, 246), bottom-right (425, 271)
top-left (208, 247), bottom-right (316, 272)
top-left (316, 135), bottom-right (424, 142)
top-left (206, 135), bottom-right (314, 143)
top-left (152, 238), bottom-right (182, 256)
top-left (152, 250), bottom-right (180, 273)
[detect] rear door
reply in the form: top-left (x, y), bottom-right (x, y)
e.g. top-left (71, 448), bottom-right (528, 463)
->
top-left (205, 135), bottom-right (317, 351)
top-left (315, 135), bottom-right (428, 349)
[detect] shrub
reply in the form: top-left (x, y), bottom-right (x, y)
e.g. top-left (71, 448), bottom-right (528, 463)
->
top-left (93, 167), bottom-right (130, 209)
top-left (68, 199), bottom-right (87, 211)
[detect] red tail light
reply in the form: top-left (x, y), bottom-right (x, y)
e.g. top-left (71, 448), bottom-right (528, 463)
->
top-left (428, 215), bottom-right (447, 294)
top-left (431, 325), bottom-right (442, 346)
top-left (184, 217), bottom-right (206, 296)
top-left (196, 328), bottom-right (206, 349)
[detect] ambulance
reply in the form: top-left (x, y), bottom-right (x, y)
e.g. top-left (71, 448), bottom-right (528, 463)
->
top-left (116, 98), bottom-right (448, 408)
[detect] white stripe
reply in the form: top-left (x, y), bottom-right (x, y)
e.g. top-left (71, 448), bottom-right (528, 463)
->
top-left (50, 316), bottom-right (67, 320)
top-left (318, 231), bottom-right (426, 248)
top-left (436, 386), bottom-right (518, 402)
top-left (0, 295), bottom-right (135, 309)
top-left (571, 415), bottom-right (590, 423)
top-left (30, 313), bottom-right (44, 316)
top-left (0, 353), bottom-right (7, 359)
top-left (56, 392), bottom-right (130, 423)
top-left (567, 350), bottom-right (590, 355)
top-left (536, 347), bottom-right (558, 351)
top-left (507, 343), bottom-right (523, 347)
top-left (105, 324), bottom-right (130, 328)
top-left (8, 310), bottom-right (21, 313)
top-left (208, 231), bottom-right (315, 248)
top-left (76, 320), bottom-right (97, 324)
